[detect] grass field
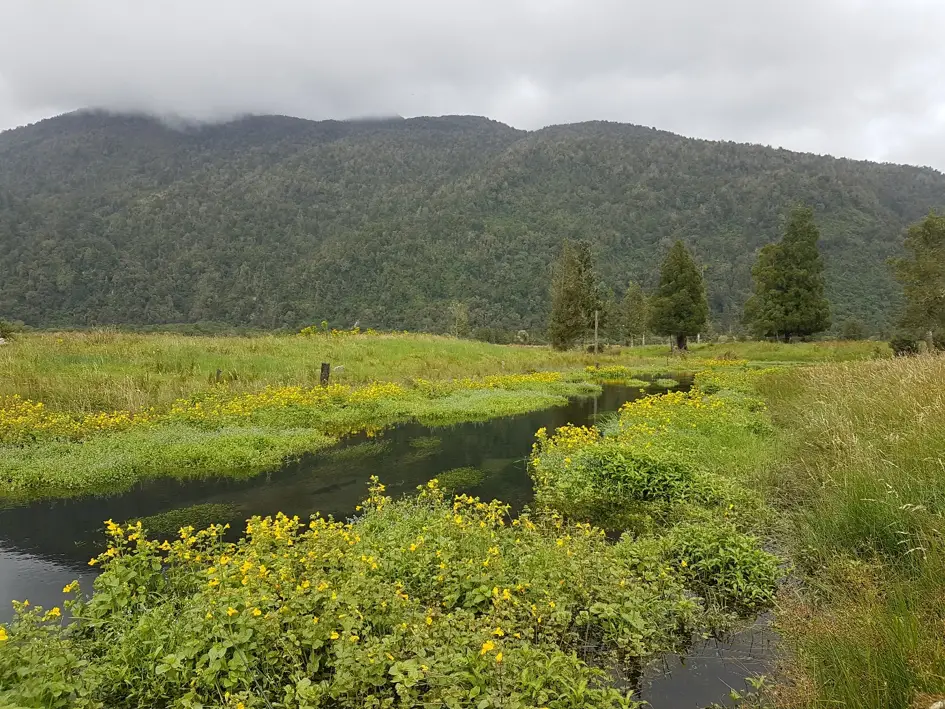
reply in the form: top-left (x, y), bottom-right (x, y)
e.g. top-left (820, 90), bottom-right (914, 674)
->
top-left (760, 355), bottom-right (945, 708)
top-left (0, 330), bottom-right (886, 414)
top-left (0, 331), bottom-right (888, 501)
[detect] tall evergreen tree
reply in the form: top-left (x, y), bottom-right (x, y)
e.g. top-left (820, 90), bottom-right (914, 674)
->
top-left (621, 281), bottom-right (649, 344)
top-left (892, 212), bottom-right (945, 336)
top-left (743, 206), bottom-right (831, 340)
top-left (573, 241), bottom-right (600, 329)
top-left (596, 287), bottom-right (621, 343)
top-left (647, 241), bottom-right (708, 350)
top-left (548, 240), bottom-right (598, 350)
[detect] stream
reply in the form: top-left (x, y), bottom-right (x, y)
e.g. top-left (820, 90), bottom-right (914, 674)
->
top-left (0, 378), bottom-right (774, 707)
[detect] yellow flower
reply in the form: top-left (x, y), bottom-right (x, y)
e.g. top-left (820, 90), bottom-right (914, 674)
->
top-left (480, 640), bottom-right (495, 655)
top-left (227, 607), bottom-right (238, 617)
top-left (680, 559), bottom-right (688, 568)
top-left (426, 616), bottom-right (433, 625)
top-left (312, 616), bottom-right (320, 624)
top-left (330, 631), bottom-right (340, 640)
top-left (0, 628), bottom-right (7, 642)
top-left (62, 581), bottom-right (79, 594)
top-left (45, 607), bottom-right (61, 619)
top-left (492, 627), bottom-right (505, 637)
top-left (495, 652), bottom-right (503, 663)
top-left (252, 608), bottom-right (262, 616)
top-left (349, 635), bottom-right (359, 643)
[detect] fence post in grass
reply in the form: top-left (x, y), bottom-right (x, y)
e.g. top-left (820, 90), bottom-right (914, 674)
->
top-left (320, 362), bottom-right (331, 386)
top-left (215, 368), bottom-right (222, 384)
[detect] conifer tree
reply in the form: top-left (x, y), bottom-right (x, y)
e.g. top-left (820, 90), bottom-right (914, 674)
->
top-left (647, 241), bottom-right (708, 350)
top-left (743, 206), bottom-right (831, 340)
top-left (892, 212), bottom-right (945, 336)
top-left (621, 281), bottom-right (648, 344)
top-left (548, 240), bottom-right (598, 350)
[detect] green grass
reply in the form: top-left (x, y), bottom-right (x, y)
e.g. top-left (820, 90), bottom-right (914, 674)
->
top-left (0, 424), bottom-right (336, 501)
top-left (691, 339), bottom-right (890, 363)
top-left (760, 355), bottom-right (945, 708)
top-left (0, 379), bottom-right (598, 501)
top-left (0, 331), bottom-right (629, 413)
top-left (0, 331), bottom-right (886, 414)
top-left (0, 332), bottom-right (888, 502)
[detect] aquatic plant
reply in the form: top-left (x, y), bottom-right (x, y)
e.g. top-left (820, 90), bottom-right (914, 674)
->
top-left (435, 466), bottom-right (487, 492)
top-left (530, 372), bottom-right (780, 607)
top-left (0, 372), bottom-right (601, 500)
top-left (129, 503), bottom-right (243, 538)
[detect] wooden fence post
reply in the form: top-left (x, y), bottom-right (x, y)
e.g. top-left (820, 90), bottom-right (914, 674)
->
top-left (320, 362), bottom-right (331, 386)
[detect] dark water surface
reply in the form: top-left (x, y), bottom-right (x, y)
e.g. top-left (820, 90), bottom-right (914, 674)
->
top-left (0, 379), bottom-right (774, 707)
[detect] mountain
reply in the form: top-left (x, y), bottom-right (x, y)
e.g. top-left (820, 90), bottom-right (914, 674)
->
top-left (1, 110), bottom-right (943, 335)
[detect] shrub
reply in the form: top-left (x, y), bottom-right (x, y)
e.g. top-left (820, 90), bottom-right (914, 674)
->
top-left (0, 320), bottom-right (22, 340)
top-left (889, 335), bottom-right (920, 357)
top-left (665, 521), bottom-right (781, 610)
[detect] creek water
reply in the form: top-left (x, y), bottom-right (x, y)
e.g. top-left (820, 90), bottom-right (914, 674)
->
top-left (0, 378), bottom-right (774, 707)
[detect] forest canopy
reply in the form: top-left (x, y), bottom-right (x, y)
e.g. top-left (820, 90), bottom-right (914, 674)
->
top-left (1, 111), bottom-right (943, 333)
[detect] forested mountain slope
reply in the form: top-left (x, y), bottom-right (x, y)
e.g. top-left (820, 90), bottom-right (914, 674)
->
top-left (1, 110), bottom-right (942, 333)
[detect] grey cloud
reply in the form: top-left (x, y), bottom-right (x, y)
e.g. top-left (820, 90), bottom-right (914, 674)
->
top-left (1, 0), bottom-right (944, 168)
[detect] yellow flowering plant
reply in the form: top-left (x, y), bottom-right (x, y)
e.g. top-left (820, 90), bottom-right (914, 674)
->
top-left (529, 370), bottom-right (781, 606)
top-left (0, 478), bottom-right (706, 708)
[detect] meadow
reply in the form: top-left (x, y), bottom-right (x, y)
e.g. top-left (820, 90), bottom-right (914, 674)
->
top-left (0, 330), bottom-right (883, 501)
top-left (0, 330), bottom-right (883, 413)
top-left (5, 329), bottom-right (939, 708)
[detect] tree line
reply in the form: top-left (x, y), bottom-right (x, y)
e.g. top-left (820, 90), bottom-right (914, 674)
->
top-left (548, 204), bottom-right (945, 350)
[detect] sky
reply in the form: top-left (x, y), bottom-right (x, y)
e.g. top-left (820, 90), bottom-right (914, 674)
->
top-left (2, 0), bottom-right (944, 169)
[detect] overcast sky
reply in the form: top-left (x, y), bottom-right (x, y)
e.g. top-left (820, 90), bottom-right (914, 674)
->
top-left (2, 0), bottom-right (944, 169)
